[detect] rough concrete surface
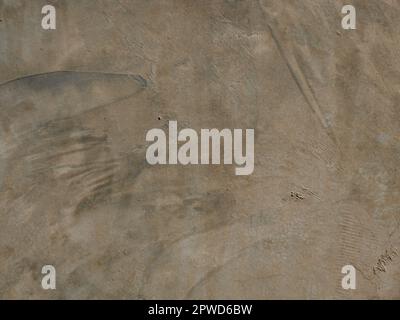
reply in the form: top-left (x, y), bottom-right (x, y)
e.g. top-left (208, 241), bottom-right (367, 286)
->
top-left (0, 0), bottom-right (400, 299)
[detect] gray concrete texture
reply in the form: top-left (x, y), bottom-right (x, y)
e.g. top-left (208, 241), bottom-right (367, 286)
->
top-left (0, 0), bottom-right (400, 299)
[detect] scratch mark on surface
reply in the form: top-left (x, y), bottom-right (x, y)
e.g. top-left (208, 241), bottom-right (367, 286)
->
top-left (0, 70), bottom-right (147, 88)
top-left (373, 247), bottom-right (398, 274)
top-left (184, 239), bottom-right (275, 299)
top-left (266, 24), bottom-right (328, 129)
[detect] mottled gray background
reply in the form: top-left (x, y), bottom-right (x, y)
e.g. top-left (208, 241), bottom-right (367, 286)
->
top-left (0, 0), bottom-right (399, 299)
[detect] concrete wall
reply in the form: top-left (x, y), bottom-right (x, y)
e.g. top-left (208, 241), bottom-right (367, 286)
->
top-left (0, 0), bottom-right (399, 299)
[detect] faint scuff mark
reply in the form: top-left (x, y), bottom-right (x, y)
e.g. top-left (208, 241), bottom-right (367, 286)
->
top-left (257, 1), bottom-right (339, 147)
top-left (266, 23), bottom-right (328, 129)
